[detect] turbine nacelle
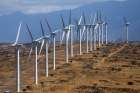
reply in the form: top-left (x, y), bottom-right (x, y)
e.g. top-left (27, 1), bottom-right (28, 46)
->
top-left (63, 28), bottom-right (70, 32)
top-left (123, 17), bottom-right (130, 26)
top-left (12, 43), bottom-right (23, 47)
top-left (32, 41), bottom-right (39, 46)
top-left (125, 22), bottom-right (130, 26)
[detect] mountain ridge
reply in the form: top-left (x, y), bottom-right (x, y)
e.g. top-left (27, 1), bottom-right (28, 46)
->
top-left (0, 0), bottom-right (139, 42)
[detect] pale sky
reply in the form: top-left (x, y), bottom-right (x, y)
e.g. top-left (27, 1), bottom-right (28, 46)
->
top-left (0, 0), bottom-right (126, 15)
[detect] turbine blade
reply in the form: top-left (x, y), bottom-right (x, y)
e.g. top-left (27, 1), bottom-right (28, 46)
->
top-left (67, 31), bottom-right (70, 40)
top-left (53, 29), bottom-right (61, 33)
top-left (82, 26), bottom-right (86, 38)
top-left (27, 47), bottom-right (33, 62)
top-left (78, 16), bottom-right (83, 25)
top-left (104, 16), bottom-right (106, 24)
top-left (26, 24), bottom-right (34, 42)
top-left (99, 10), bottom-right (102, 22)
top-left (83, 30), bottom-right (86, 41)
top-left (123, 17), bottom-right (129, 25)
top-left (60, 15), bottom-right (65, 28)
top-left (74, 19), bottom-right (78, 25)
top-left (69, 9), bottom-right (72, 25)
top-left (61, 31), bottom-right (65, 44)
top-left (93, 13), bottom-right (97, 25)
top-left (95, 24), bottom-right (99, 30)
top-left (45, 18), bottom-right (52, 33)
top-left (39, 39), bottom-right (45, 56)
top-left (40, 21), bottom-right (45, 36)
top-left (88, 14), bottom-right (93, 24)
top-left (74, 19), bottom-right (80, 39)
top-left (77, 27), bottom-right (80, 39)
top-left (15, 22), bottom-right (22, 45)
top-left (82, 12), bottom-right (86, 24)
top-left (96, 11), bottom-right (99, 22)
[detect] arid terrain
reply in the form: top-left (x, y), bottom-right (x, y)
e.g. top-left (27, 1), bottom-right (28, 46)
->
top-left (0, 42), bottom-right (140, 93)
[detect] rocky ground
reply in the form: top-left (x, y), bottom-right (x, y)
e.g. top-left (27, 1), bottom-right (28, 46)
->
top-left (0, 42), bottom-right (140, 93)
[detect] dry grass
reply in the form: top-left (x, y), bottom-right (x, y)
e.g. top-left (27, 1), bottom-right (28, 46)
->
top-left (0, 42), bottom-right (140, 93)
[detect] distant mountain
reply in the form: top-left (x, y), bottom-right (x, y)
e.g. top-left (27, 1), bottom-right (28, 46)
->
top-left (75, 0), bottom-right (140, 42)
top-left (0, 0), bottom-right (140, 43)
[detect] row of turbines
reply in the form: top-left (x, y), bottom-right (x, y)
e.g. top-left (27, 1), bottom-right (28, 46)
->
top-left (10, 10), bottom-right (130, 92)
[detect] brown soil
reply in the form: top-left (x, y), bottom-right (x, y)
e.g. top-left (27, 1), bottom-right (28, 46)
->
top-left (0, 42), bottom-right (140, 93)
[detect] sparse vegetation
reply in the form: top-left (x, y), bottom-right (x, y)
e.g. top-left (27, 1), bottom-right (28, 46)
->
top-left (0, 43), bottom-right (140, 93)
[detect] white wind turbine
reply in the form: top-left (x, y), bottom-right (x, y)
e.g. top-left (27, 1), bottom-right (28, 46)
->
top-left (83, 13), bottom-right (89, 53)
top-left (90, 13), bottom-right (98, 51)
top-left (12, 22), bottom-right (22, 92)
top-left (79, 12), bottom-right (89, 53)
top-left (96, 11), bottom-right (102, 48)
top-left (38, 21), bottom-right (50, 77)
top-left (94, 24), bottom-right (99, 51)
top-left (75, 16), bottom-right (83, 55)
top-left (123, 17), bottom-right (130, 43)
top-left (94, 24), bottom-right (100, 50)
top-left (82, 13), bottom-right (97, 53)
top-left (100, 13), bottom-right (104, 45)
top-left (98, 11), bottom-right (104, 47)
top-left (89, 15), bottom-right (93, 52)
top-left (26, 24), bottom-right (41, 85)
top-left (83, 14), bottom-right (94, 52)
top-left (60, 13), bottom-right (72, 63)
top-left (69, 10), bottom-right (74, 57)
top-left (103, 17), bottom-right (108, 45)
top-left (78, 12), bottom-right (91, 54)
top-left (88, 14), bottom-right (96, 52)
top-left (45, 19), bottom-right (57, 70)
top-left (89, 12), bottom-right (101, 51)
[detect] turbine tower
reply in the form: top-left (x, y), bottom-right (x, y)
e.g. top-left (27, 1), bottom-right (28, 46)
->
top-left (91, 13), bottom-right (98, 51)
top-left (99, 11), bottom-right (104, 46)
top-left (104, 17), bottom-right (108, 45)
top-left (12, 22), bottom-right (22, 92)
top-left (45, 19), bottom-right (57, 70)
top-left (65, 28), bottom-right (70, 63)
top-left (96, 11), bottom-right (102, 48)
top-left (83, 13), bottom-right (89, 53)
top-left (69, 10), bottom-right (74, 57)
top-left (39, 21), bottom-right (50, 77)
top-left (89, 15), bottom-right (93, 52)
top-left (60, 13), bottom-right (72, 63)
top-left (123, 17), bottom-right (130, 43)
top-left (75, 16), bottom-right (83, 55)
top-left (26, 24), bottom-right (40, 85)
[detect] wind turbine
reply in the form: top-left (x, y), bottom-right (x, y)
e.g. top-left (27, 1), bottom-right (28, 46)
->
top-left (12, 22), bottom-right (22, 92)
top-left (82, 14), bottom-right (95, 52)
top-left (75, 16), bottom-right (83, 55)
top-left (26, 24), bottom-right (40, 85)
top-left (60, 13), bottom-right (72, 63)
top-left (45, 19), bottom-right (56, 70)
top-left (98, 11), bottom-right (104, 46)
top-left (84, 13), bottom-right (89, 53)
top-left (100, 12), bottom-right (104, 45)
top-left (39, 21), bottom-right (50, 77)
top-left (104, 17), bottom-right (108, 45)
top-left (69, 10), bottom-right (74, 57)
top-left (76, 12), bottom-right (90, 54)
top-left (81, 12), bottom-right (89, 53)
top-left (123, 17), bottom-right (130, 43)
top-left (96, 11), bottom-right (102, 48)
top-left (89, 14), bottom-right (94, 52)
top-left (88, 12), bottom-right (101, 51)
top-left (90, 13), bottom-right (98, 51)
top-left (94, 24), bottom-right (98, 51)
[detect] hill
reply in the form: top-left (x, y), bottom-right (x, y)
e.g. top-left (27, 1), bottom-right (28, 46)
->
top-left (0, 0), bottom-right (140, 42)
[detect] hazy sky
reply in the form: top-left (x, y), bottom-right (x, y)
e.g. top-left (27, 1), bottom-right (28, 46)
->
top-left (0, 0), bottom-right (126, 15)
